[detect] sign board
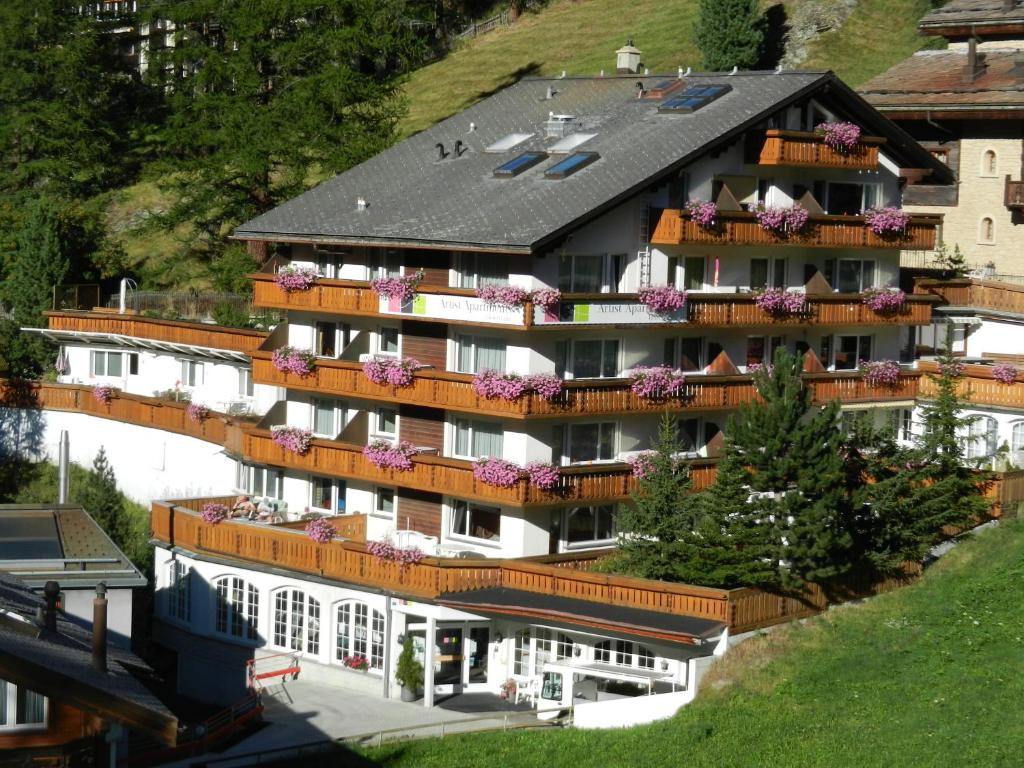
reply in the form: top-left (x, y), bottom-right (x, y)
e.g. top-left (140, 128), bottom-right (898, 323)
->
top-left (379, 293), bottom-right (525, 327)
top-left (533, 301), bottom-right (686, 325)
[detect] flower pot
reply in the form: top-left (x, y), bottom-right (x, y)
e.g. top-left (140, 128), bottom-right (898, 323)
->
top-left (400, 685), bottom-right (420, 703)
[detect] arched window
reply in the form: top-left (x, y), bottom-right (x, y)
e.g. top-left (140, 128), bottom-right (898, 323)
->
top-left (272, 589), bottom-right (320, 654)
top-left (980, 217), bottom-right (995, 244)
top-left (167, 560), bottom-right (190, 622)
top-left (1011, 421), bottom-right (1024, 463)
top-left (982, 149), bottom-right (998, 176)
top-left (214, 576), bottom-right (259, 641)
top-left (335, 601), bottom-right (385, 671)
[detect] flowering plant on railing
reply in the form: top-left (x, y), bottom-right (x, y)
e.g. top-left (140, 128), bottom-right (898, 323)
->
top-left (748, 362), bottom-right (774, 376)
top-left (626, 451), bottom-right (656, 479)
top-left (370, 270), bottom-right (424, 304)
top-left (862, 287), bottom-right (906, 314)
top-left (815, 121), bottom-right (861, 151)
top-left (186, 402), bottom-right (209, 422)
top-left (684, 199), bottom-right (718, 229)
top-left (200, 502), bottom-right (229, 525)
top-left (473, 457), bottom-right (521, 488)
top-left (637, 285), bottom-right (686, 314)
top-left (471, 370), bottom-right (563, 401)
top-left (362, 355), bottom-right (422, 387)
top-left (363, 440), bottom-right (417, 471)
top-left (859, 359), bottom-right (902, 388)
top-left (367, 539), bottom-right (427, 571)
top-left (305, 517), bottom-right (336, 544)
top-left (938, 360), bottom-right (965, 378)
top-left (629, 366), bottom-right (686, 399)
top-left (475, 285), bottom-right (530, 309)
top-left (92, 385), bottom-right (114, 405)
top-left (273, 265), bottom-right (319, 292)
top-left (341, 655), bottom-right (370, 672)
top-left (271, 425), bottom-right (313, 455)
top-left (525, 461), bottom-right (561, 490)
top-left (992, 363), bottom-right (1020, 385)
top-left (864, 207), bottom-right (911, 237)
top-left (755, 288), bottom-right (807, 317)
top-left (755, 204), bottom-right (810, 234)
top-left (271, 346), bottom-right (316, 377)
top-left (532, 288), bottom-right (562, 313)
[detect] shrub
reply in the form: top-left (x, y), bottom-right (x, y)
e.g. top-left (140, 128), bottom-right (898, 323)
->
top-left (271, 426), bottom-right (313, 455)
top-left (341, 655), bottom-right (370, 671)
top-left (367, 539), bottom-right (427, 570)
top-left (626, 451), bottom-right (656, 479)
top-left (271, 346), bottom-right (316, 377)
top-left (532, 288), bottom-right (561, 312)
top-left (755, 204), bottom-right (810, 234)
top-left (273, 265), bottom-right (319, 292)
top-left (92, 385), bottom-right (114, 404)
top-left (637, 285), bottom-right (686, 314)
top-left (630, 366), bottom-right (686, 399)
top-left (363, 440), bottom-right (417, 471)
top-left (939, 360), bottom-right (965, 378)
top-left (472, 370), bottom-right (563, 401)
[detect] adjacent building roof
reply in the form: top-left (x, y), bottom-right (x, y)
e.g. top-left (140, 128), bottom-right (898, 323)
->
top-left (0, 505), bottom-right (147, 590)
top-left (860, 49), bottom-right (1024, 116)
top-left (919, 0), bottom-right (1024, 37)
top-left (0, 571), bottom-right (177, 744)
top-left (235, 70), bottom-right (950, 253)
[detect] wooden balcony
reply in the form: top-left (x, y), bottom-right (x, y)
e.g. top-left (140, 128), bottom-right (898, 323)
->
top-left (757, 129), bottom-right (884, 170)
top-left (241, 427), bottom-right (717, 508)
top-left (918, 360), bottom-right (1024, 409)
top-left (43, 311), bottom-right (269, 355)
top-left (914, 277), bottom-right (1024, 316)
top-left (649, 208), bottom-right (940, 250)
top-left (1005, 176), bottom-right (1024, 210)
top-left (253, 353), bottom-right (920, 418)
top-left (685, 293), bottom-right (933, 327)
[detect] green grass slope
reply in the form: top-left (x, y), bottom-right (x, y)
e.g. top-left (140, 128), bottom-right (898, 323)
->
top-left (365, 521), bottom-right (1024, 767)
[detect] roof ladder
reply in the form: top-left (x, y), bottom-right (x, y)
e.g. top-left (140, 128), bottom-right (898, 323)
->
top-left (638, 206), bottom-right (653, 287)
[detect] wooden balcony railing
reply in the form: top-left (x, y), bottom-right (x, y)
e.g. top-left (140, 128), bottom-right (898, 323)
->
top-left (252, 353), bottom-right (920, 417)
top-left (918, 360), bottom-right (1024, 409)
top-left (757, 129), bottom-right (884, 170)
top-left (44, 311), bottom-right (269, 354)
top-left (685, 293), bottom-right (933, 327)
top-left (1005, 176), bottom-right (1024, 210)
top-left (649, 208), bottom-right (941, 250)
top-left (915, 277), bottom-right (1024, 316)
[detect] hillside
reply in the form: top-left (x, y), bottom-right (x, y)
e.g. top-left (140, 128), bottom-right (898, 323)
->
top-left (363, 520), bottom-right (1024, 767)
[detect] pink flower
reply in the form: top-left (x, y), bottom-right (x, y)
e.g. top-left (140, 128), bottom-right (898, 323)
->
top-left (525, 461), bottom-right (561, 490)
top-left (92, 385), bottom-right (114, 404)
top-left (362, 356), bottom-right (422, 387)
top-left (273, 266), bottom-right (319, 292)
top-left (471, 370), bottom-right (563, 401)
top-left (862, 287), bottom-right (906, 313)
top-left (473, 457), bottom-right (521, 488)
top-left (271, 346), bottom-right (316, 377)
top-left (748, 362), bottom-right (774, 376)
top-left (475, 285), bottom-right (530, 308)
top-left (864, 207), bottom-right (911, 237)
top-left (626, 452), bottom-right (656, 479)
top-left (629, 366), bottom-right (686, 399)
top-left (938, 360), bottom-right (965, 378)
top-left (305, 517), bottom-right (336, 544)
top-left (755, 288), bottom-right (806, 317)
top-left (816, 121), bottom-right (862, 151)
top-left (992, 363), bottom-right (1019, 385)
top-left (363, 440), bottom-right (417, 471)
top-left (531, 288), bottom-right (562, 312)
top-left (860, 359), bottom-right (902, 388)
top-left (684, 199), bottom-right (718, 228)
top-left (271, 426), bottom-right (313, 455)
top-left (367, 539), bottom-right (426, 571)
top-left (637, 285), bottom-right (686, 314)
top-left (370, 271), bottom-right (424, 303)
top-left (524, 373), bottom-right (563, 400)
top-left (755, 204), bottom-right (810, 234)
top-left (200, 502), bottom-right (229, 524)
top-left (186, 402), bottom-right (209, 422)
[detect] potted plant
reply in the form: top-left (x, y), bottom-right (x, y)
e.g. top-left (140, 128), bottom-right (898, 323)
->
top-left (395, 636), bottom-right (424, 702)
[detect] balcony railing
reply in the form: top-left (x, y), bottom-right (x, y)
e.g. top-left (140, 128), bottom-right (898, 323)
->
top-left (756, 129), bottom-right (884, 170)
top-left (44, 311), bottom-right (269, 355)
top-left (1005, 176), bottom-right (1024, 210)
top-left (684, 293), bottom-right (933, 327)
top-left (914, 277), bottom-right (1024, 316)
top-left (918, 360), bottom-right (1024, 409)
top-left (649, 208), bottom-right (941, 251)
top-left (252, 354), bottom-right (920, 417)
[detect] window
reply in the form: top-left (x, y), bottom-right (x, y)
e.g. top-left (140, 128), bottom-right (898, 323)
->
top-left (614, 640), bottom-right (634, 666)
top-left (310, 476), bottom-right (343, 513)
top-left (965, 416), bottom-right (998, 460)
top-left (453, 418), bottom-right (503, 459)
top-left (749, 257), bottom-right (787, 290)
top-left (746, 336), bottom-right (784, 369)
top-left (979, 217), bottom-right (995, 244)
top-left (929, 148), bottom-right (950, 166)
top-left (825, 259), bottom-right (876, 293)
top-left (835, 335), bottom-right (872, 370)
top-left (1012, 421), bottom-right (1024, 463)
top-left (555, 633), bottom-right (574, 660)
top-left (373, 407), bottom-right (397, 438)
top-left (901, 409), bottom-right (914, 442)
top-left (657, 84), bottom-right (731, 113)
top-left (167, 560), bottom-right (190, 621)
top-left (544, 151), bottom-right (600, 179)
top-left (236, 462), bottom-right (284, 499)
top-left (127, 353), bottom-right (139, 375)
top-left (664, 337), bottom-right (704, 372)
top-left (373, 487), bottom-right (395, 519)
top-left (555, 422), bottom-right (616, 464)
top-left (454, 253), bottom-right (509, 289)
top-left (180, 359), bottom-right (204, 387)
top-left (555, 339), bottom-right (619, 379)
top-left (565, 505), bottom-right (615, 545)
top-left (982, 149), bottom-right (998, 177)
top-left (272, 589), bottom-right (320, 654)
top-left (557, 253), bottom-right (622, 293)
top-left (312, 398), bottom-right (346, 438)
top-left (667, 255), bottom-right (705, 291)
top-left (0, 680), bottom-right (46, 730)
top-left (316, 321), bottom-right (350, 358)
top-left (493, 151), bottom-right (547, 177)
top-left (636, 644), bottom-right (655, 669)
top-left (455, 335), bottom-right (506, 374)
top-left (825, 182), bottom-right (881, 215)
top-left (237, 368), bottom-right (254, 397)
top-left (451, 500), bottom-right (501, 541)
top-left (214, 576), bottom-right (259, 641)
top-left (336, 601), bottom-right (385, 671)
top-left (513, 630), bottom-right (531, 676)
top-left (368, 250), bottom-right (401, 280)
top-left (593, 640), bottom-right (611, 663)
top-left (90, 350), bottom-right (123, 377)
top-left (314, 245), bottom-right (350, 279)
top-left (376, 327), bottom-right (399, 355)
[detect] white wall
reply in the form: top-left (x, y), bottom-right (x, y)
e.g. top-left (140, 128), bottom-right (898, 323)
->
top-left (62, 587), bottom-right (134, 649)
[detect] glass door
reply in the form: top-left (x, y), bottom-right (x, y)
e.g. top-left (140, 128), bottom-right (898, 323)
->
top-left (433, 626), bottom-right (464, 695)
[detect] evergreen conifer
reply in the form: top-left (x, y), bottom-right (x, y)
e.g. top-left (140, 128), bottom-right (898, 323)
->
top-left (695, 0), bottom-right (765, 72)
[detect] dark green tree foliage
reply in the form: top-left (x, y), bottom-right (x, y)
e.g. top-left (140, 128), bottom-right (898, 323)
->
top-left (76, 448), bottom-right (133, 557)
top-left (695, 0), bottom-right (765, 72)
top-left (146, 0), bottom-right (426, 253)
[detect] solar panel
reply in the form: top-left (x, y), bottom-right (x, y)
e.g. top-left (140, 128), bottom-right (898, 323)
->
top-left (544, 152), bottom-right (600, 179)
top-left (493, 151), bottom-right (548, 178)
top-left (0, 513), bottom-right (63, 560)
top-left (658, 84), bottom-right (732, 113)
top-left (485, 132), bottom-right (534, 153)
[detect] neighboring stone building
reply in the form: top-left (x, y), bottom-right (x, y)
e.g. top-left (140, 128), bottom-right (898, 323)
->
top-left (860, 0), bottom-right (1024, 275)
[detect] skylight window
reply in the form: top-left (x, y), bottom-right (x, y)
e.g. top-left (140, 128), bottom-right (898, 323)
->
top-left (494, 152), bottom-right (548, 178)
top-left (544, 152), bottom-right (599, 179)
top-left (548, 133), bottom-right (596, 154)
top-left (658, 85), bottom-right (732, 114)
top-left (485, 133), bottom-right (535, 153)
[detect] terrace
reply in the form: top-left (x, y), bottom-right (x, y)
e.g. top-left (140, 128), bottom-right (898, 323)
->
top-left (755, 129), bottom-right (884, 170)
top-left (914, 277), bottom-right (1024, 317)
top-left (917, 360), bottom-right (1024, 409)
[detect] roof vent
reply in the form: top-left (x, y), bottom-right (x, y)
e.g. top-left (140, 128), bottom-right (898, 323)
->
top-left (356, 196), bottom-right (368, 211)
top-left (545, 113), bottom-right (578, 139)
top-left (616, 40), bottom-right (642, 74)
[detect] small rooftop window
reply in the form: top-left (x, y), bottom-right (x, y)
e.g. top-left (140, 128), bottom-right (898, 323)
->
top-left (548, 133), bottom-right (596, 154)
top-left (494, 151), bottom-right (548, 178)
top-left (485, 133), bottom-right (534, 153)
top-left (544, 152), bottom-right (600, 179)
top-left (658, 84), bottom-right (732, 114)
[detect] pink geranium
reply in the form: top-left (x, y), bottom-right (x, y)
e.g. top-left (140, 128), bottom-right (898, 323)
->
top-left (200, 502), bottom-right (230, 525)
top-left (362, 355), bottom-right (422, 387)
top-left (92, 385), bottom-right (114, 405)
top-left (271, 346), bottom-right (316, 377)
top-left (524, 373), bottom-right (563, 400)
top-left (626, 452), bottom-right (656, 479)
top-left (992, 363), bottom-right (1019, 385)
top-left (370, 271), bottom-right (424, 303)
top-left (363, 440), bottom-right (417, 471)
top-left (630, 366), bottom-right (686, 399)
top-left (367, 539), bottom-right (426, 570)
top-left (271, 426), bottom-right (313, 455)
top-left (755, 204), bottom-right (810, 234)
top-left (755, 288), bottom-right (806, 317)
top-left (186, 402), bottom-right (209, 422)
top-left (862, 287), bottom-right (906, 313)
top-left (864, 207), bottom-right (911, 236)
top-left (273, 266), bottom-right (319, 292)
top-left (860, 359), bottom-right (902, 388)
top-left (531, 288), bottom-right (562, 312)
top-left (637, 285), bottom-right (686, 314)
top-left (473, 457), bottom-right (521, 488)
top-left (684, 199), bottom-right (718, 229)
top-left (306, 517), bottom-right (336, 544)
top-left (472, 370), bottom-right (564, 401)
top-left (475, 285), bottom-right (530, 308)
top-left (816, 121), bottom-right (862, 151)
top-left (939, 360), bottom-right (965, 378)
top-left (525, 461), bottom-right (561, 490)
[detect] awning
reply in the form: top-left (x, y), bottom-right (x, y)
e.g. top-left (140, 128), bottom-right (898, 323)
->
top-left (22, 328), bottom-right (250, 363)
top-left (542, 660), bottom-right (676, 690)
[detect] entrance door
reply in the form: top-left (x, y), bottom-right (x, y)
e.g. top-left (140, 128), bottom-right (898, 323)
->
top-left (467, 626), bottom-right (490, 687)
top-left (433, 626), bottom-right (464, 695)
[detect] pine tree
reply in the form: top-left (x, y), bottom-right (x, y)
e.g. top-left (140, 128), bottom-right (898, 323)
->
top-left (695, 0), bottom-right (765, 72)
top-left (75, 448), bottom-right (132, 555)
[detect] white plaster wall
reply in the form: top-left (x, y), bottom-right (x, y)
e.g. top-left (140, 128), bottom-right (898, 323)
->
top-left (964, 316), bottom-right (1024, 357)
top-left (62, 587), bottom-right (134, 649)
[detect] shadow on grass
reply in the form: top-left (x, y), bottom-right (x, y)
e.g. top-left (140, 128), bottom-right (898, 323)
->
top-left (474, 61), bottom-right (542, 102)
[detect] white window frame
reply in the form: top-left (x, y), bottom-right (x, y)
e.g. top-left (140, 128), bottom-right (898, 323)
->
top-left (90, 350), bottom-right (124, 378)
top-left (167, 559), bottom-right (191, 622)
top-left (557, 253), bottom-right (624, 293)
top-left (309, 475), bottom-right (344, 515)
top-left (214, 575), bottom-right (259, 642)
top-left (237, 367), bottom-right (254, 398)
top-left (556, 338), bottom-right (621, 380)
top-left (375, 327), bottom-right (400, 357)
top-left (367, 250), bottom-right (402, 280)
top-left (452, 334), bottom-right (507, 375)
top-left (824, 181), bottom-right (882, 215)
top-left (271, 588), bottom-right (321, 656)
top-left (235, 462), bottom-right (284, 500)
top-left (832, 334), bottom-right (873, 371)
top-left (372, 487), bottom-right (396, 520)
top-left (965, 415), bottom-right (998, 460)
top-left (448, 499), bottom-right (502, 544)
top-left (180, 358), bottom-right (204, 387)
top-left (335, 601), bottom-right (386, 673)
top-left (555, 421), bottom-right (618, 465)
top-left (451, 417), bottom-right (504, 460)
top-left (452, 252), bottom-right (509, 289)
top-left (311, 397), bottom-right (347, 438)
top-left (372, 407), bottom-right (398, 440)
top-left (562, 504), bottom-right (617, 549)
top-left (0, 680), bottom-right (47, 731)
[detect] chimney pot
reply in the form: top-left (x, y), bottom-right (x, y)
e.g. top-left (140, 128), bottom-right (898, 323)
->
top-left (43, 581), bottom-right (59, 632)
top-left (92, 583), bottom-right (108, 674)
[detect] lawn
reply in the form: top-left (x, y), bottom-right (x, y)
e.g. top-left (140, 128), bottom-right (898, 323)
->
top-left (360, 520), bottom-right (1024, 767)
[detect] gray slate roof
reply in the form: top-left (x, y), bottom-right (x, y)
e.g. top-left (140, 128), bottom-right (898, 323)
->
top-left (233, 72), bottom-right (819, 252)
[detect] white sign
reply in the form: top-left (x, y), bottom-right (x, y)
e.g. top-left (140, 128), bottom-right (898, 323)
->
top-left (379, 293), bottom-right (525, 326)
top-left (533, 301), bottom-right (686, 325)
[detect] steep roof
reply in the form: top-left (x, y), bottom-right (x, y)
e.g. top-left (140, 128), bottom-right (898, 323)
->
top-left (859, 49), bottom-right (1024, 115)
top-left (919, 0), bottom-right (1024, 37)
top-left (235, 70), bottom-right (948, 253)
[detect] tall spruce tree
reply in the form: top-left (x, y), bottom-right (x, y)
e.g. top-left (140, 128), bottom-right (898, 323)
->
top-left (695, 0), bottom-right (765, 72)
top-left (76, 448), bottom-right (132, 555)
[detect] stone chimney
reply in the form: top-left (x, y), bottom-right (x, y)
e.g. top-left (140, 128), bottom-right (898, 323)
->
top-left (616, 40), bottom-right (642, 74)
